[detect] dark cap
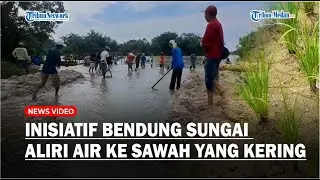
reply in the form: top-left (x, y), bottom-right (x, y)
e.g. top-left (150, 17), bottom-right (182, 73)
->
top-left (204, 5), bottom-right (217, 16)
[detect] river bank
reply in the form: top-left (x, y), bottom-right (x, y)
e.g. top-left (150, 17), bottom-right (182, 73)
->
top-left (168, 4), bottom-right (319, 176)
top-left (1, 69), bottom-right (84, 100)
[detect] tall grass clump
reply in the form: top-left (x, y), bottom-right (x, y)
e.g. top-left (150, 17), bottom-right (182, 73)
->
top-left (276, 89), bottom-right (300, 143)
top-left (296, 20), bottom-right (319, 94)
top-left (303, 2), bottom-right (316, 15)
top-left (277, 13), bottom-right (319, 94)
top-left (274, 2), bottom-right (300, 54)
top-left (239, 51), bottom-right (269, 122)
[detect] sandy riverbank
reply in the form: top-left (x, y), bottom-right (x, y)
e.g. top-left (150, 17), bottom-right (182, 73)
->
top-left (168, 67), bottom-right (318, 177)
top-left (1, 69), bottom-right (84, 100)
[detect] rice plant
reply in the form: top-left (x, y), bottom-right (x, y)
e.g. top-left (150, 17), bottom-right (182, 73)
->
top-left (276, 89), bottom-right (300, 143)
top-left (303, 2), bottom-right (316, 14)
top-left (296, 20), bottom-right (319, 94)
top-left (274, 2), bottom-right (300, 54)
top-left (239, 50), bottom-right (270, 122)
top-left (276, 15), bottom-right (319, 94)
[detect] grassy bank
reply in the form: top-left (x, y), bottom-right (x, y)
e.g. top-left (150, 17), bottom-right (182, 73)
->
top-left (170, 2), bottom-right (319, 177)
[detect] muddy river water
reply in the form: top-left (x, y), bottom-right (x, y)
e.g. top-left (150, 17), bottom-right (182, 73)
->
top-left (1, 57), bottom-right (238, 178)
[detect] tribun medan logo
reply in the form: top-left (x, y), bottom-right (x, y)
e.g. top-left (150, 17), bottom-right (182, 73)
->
top-left (25, 11), bottom-right (69, 23)
top-left (250, 10), bottom-right (295, 22)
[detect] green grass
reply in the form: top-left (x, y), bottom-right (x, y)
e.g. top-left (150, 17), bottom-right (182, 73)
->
top-left (239, 50), bottom-right (270, 122)
top-left (276, 89), bottom-right (300, 143)
top-left (277, 19), bottom-right (319, 93)
top-left (296, 20), bottom-right (319, 93)
top-left (274, 2), bottom-right (300, 54)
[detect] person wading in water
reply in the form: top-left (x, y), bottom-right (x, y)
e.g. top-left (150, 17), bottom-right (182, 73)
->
top-left (159, 52), bottom-right (165, 71)
top-left (32, 39), bottom-right (66, 100)
top-left (127, 52), bottom-right (135, 72)
top-left (100, 46), bottom-right (112, 79)
top-left (190, 53), bottom-right (197, 70)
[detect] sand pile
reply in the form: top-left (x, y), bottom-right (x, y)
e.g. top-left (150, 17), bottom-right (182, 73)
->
top-left (1, 70), bottom-right (84, 100)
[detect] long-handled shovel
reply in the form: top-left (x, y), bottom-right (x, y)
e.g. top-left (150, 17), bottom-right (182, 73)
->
top-left (151, 68), bottom-right (172, 89)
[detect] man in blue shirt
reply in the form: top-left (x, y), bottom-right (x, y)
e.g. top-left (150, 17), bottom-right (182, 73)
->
top-left (169, 40), bottom-right (184, 90)
top-left (32, 39), bottom-right (66, 100)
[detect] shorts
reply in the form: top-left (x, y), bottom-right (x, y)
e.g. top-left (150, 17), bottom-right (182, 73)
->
top-left (40, 72), bottom-right (60, 87)
top-left (90, 62), bottom-right (95, 68)
top-left (160, 64), bottom-right (164, 67)
top-left (204, 59), bottom-right (221, 91)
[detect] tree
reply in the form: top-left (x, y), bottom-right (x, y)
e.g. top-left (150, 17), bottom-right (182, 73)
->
top-left (177, 33), bottom-right (203, 56)
top-left (61, 29), bottom-right (118, 58)
top-left (151, 32), bottom-right (179, 55)
top-left (1, 1), bottom-right (65, 58)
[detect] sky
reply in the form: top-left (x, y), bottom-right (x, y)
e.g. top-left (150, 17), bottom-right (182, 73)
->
top-left (19, 1), bottom-right (268, 51)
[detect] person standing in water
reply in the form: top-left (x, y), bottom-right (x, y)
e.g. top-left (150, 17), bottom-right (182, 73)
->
top-left (140, 53), bottom-right (146, 68)
top-left (94, 52), bottom-right (100, 71)
top-left (150, 54), bottom-right (154, 68)
top-left (127, 52), bottom-right (135, 72)
top-left (135, 53), bottom-right (141, 69)
top-left (87, 54), bottom-right (95, 73)
top-left (201, 5), bottom-right (224, 105)
top-left (190, 53), bottom-right (197, 70)
top-left (100, 46), bottom-right (112, 79)
top-left (159, 52), bottom-right (165, 70)
top-left (32, 39), bottom-right (66, 100)
top-left (169, 40), bottom-right (184, 90)
top-left (12, 42), bottom-right (30, 74)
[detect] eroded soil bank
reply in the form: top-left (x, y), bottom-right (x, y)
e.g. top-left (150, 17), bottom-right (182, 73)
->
top-left (169, 69), bottom-right (319, 178)
top-left (1, 69), bottom-right (84, 100)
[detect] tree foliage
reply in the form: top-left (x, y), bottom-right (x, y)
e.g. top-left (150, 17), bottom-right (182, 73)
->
top-left (60, 31), bottom-right (204, 57)
top-left (2, 1), bottom-right (205, 59)
top-left (1, 1), bottom-right (65, 59)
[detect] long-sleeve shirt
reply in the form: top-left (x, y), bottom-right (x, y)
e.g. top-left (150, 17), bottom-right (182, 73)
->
top-left (201, 18), bottom-right (224, 60)
top-left (12, 47), bottom-right (29, 61)
top-left (171, 47), bottom-right (184, 69)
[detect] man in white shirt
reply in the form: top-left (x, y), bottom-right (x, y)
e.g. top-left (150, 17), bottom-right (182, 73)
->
top-left (12, 42), bottom-right (30, 73)
top-left (100, 46), bottom-right (112, 79)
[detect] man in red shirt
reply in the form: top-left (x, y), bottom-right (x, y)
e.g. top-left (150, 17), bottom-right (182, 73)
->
top-left (201, 5), bottom-right (224, 106)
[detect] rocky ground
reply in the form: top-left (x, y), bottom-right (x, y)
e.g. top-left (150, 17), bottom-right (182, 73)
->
top-left (1, 67), bottom-right (84, 100)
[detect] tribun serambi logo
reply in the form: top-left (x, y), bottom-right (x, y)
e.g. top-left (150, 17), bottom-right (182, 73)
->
top-left (250, 10), bottom-right (295, 22)
top-left (25, 11), bottom-right (69, 23)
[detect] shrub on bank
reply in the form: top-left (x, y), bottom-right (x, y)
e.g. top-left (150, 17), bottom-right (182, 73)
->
top-left (1, 61), bottom-right (39, 79)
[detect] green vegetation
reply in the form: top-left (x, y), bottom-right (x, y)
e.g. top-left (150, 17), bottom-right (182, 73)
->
top-left (1, 61), bottom-right (39, 79)
top-left (276, 11), bottom-right (319, 93)
top-left (61, 30), bottom-right (204, 58)
top-left (277, 89), bottom-right (300, 143)
top-left (296, 20), bottom-right (319, 93)
top-left (303, 2), bottom-right (316, 14)
top-left (274, 2), bottom-right (300, 54)
top-left (239, 51), bottom-right (269, 122)
top-left (1, 1), bottom-right (65, 58)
